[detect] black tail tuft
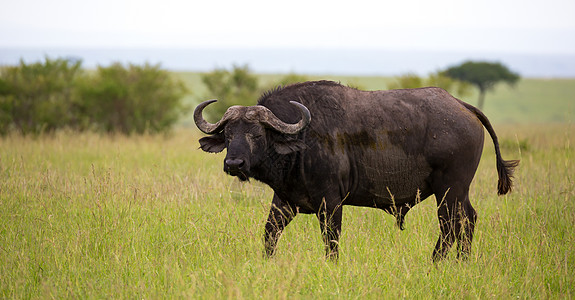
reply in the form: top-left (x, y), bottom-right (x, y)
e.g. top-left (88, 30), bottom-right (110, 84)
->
top-left (496, 158), bottom-right (520, 195)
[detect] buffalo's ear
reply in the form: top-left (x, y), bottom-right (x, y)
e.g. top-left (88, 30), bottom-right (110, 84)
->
top-left (273, 139), bottom-right (307, 155)
top-left (199, 134), bottom-right (226, 153)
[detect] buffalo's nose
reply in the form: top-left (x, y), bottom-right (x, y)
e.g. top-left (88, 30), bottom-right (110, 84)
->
top-left (225, 158), bottom-right (245, 170)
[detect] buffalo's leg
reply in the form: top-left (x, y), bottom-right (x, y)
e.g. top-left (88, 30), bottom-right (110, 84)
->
top-left (456, 196), bottom-right (477, 260)
top-left (432, 187), bottom-right (477, 262)
top-left (316, 198), bottom-right (343, 260)
top-left (433, 193), bottom-right (457, 262)
top-left (264, 193), bottom-right (297, 258)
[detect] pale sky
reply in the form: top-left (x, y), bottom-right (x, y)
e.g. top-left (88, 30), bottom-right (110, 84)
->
top-left (1, 0), bottom-right (575, 54)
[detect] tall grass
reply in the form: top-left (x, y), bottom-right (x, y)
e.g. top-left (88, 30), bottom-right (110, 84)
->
top-left (1, 124), bottom-right (574, 298)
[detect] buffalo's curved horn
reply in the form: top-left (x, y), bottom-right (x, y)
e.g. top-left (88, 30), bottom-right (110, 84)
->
top-left (194, 100), bottom-right (243, 134)
top-left (248, 101), bottom-right (311, 134)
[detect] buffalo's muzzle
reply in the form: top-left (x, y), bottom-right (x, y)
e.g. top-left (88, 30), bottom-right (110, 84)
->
top-left (225, 158), bottom-right (245, 170)
top-left (224, 158), bottom-right (248, 180)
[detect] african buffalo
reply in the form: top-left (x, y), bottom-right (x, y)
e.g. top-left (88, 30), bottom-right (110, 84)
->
top-left (194, 80), bottom-right (519, 261)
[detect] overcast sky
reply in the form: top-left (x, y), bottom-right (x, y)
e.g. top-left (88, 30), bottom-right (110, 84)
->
top-left (1, 0), bottom-right (575, 54)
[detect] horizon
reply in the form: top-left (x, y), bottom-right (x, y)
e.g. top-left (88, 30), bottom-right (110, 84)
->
top-left (2, 47), bottom-right (574, 78)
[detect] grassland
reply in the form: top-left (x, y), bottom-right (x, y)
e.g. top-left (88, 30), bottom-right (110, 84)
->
top-left (1, 76), bottom-right (574, 298)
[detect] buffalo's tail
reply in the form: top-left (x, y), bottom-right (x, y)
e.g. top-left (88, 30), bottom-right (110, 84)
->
top-left (459, 100), bottom-right (520, 195)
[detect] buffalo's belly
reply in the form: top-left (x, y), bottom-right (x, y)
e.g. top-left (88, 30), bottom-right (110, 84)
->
top-left (351, 150), bottom-right (433, 206)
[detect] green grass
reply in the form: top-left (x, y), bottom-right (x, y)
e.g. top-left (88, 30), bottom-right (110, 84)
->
top-left (1, 122), bottom-right (574, 298)
top-left (480, 78), bottom-right (575, 123)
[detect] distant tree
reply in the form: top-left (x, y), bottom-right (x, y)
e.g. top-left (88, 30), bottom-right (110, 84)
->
top-left (443, 61), bottom-right (520, 110)
top-left (388, 72), bottom-right (471, 98)
top-left (201, 64), bottom-right (260, 121)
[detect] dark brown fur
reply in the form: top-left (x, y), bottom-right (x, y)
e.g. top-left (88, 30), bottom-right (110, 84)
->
top-left (196, 81), bottom-right (519, 261)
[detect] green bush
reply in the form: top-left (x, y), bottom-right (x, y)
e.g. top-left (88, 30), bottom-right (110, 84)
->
top-left (201, 64), bottom-right (260, 121)
top-left (0, 58), bottom-right (188, 136)
top-left (200, 66), bottom-right (316, 122)
top-left (0, 57), bottom-right (83, 135)
top-left (387, 73), bottom-right (424, 90)
top-left (79, 63), bottom-right (188, 135)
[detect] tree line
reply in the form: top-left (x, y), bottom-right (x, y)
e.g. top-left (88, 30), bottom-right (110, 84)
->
top-left (0, 58), bottom-right (187, 135)
top-left (0, 57), bottom-right (518, 136)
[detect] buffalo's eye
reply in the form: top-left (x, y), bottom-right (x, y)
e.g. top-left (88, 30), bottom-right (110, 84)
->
top-left (246, 132), bottom-right (264, 142)
top-left (246, 125), bottom-right (266, 140)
